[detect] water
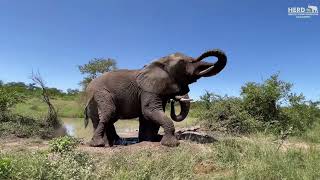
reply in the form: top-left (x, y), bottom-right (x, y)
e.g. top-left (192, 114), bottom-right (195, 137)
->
top-left (61, 118), bottom-right (139, 140)
top-left (61, 117), bottom-right (194, 140)
top-left (64, 124), bottom-right (75, 136)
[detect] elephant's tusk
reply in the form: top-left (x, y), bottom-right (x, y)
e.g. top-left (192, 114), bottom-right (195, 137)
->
top-left (180, 98), bottom-right (193, 102)
top-left (174, 96), bottom-right (193, 102)
top-left (198, 65), bottom-right (215, 76)
top-left (175, 95), bottom-right (184, 100)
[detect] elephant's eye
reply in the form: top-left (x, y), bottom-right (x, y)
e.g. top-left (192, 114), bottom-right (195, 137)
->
top-left (177, 59), bottom-right (185, 66)
top-left (174, 60), bottom-right (187, 74)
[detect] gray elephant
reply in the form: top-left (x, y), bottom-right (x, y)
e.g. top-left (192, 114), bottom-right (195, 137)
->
top-left (84, 49), bottom-right (227, 147)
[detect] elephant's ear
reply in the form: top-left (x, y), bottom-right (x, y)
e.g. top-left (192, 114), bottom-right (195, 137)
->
top-left (137, 61), bottom-right (180, 95)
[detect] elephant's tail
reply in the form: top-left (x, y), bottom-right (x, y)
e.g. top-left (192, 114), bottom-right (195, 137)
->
top-left (84, 106), bottom-right (89, 128)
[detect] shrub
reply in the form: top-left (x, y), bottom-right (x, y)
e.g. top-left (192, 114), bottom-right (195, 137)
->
top-left (0, 113), bottom-right (55, 138)
top-left (1, 83), bottom-right (65, 138)
top-left (241, 74), bottom-right (292, 123)
top-left (0, 87), bottom-right (25, 112)
top-left (197, 74), bottom-right (320, 135)
top-left (281, 95), bottom-right (320, 135)
top-left (49, 136), bottom-right (80, 153)
top-left (198, 96), bottom-right (259, 133)
top-left (45, 151), bottom-right (95, 179)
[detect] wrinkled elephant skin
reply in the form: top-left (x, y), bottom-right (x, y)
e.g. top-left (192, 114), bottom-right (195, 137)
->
top-left (84, 49), bottom-right (227, 147)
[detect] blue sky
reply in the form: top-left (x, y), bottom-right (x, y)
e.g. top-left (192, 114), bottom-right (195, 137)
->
top-left (0, 0), bottom-right (319, 100)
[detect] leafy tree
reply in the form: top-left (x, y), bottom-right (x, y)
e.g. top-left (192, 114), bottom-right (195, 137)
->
top-left (27, 83), bottom-right (40, 91)
top-left (241, 74), bottom-right (292, 123)
top-left (198, 74), bottom-right (320, 135)
top-left (66, 88), bottom-right (80, 96)
top-left (282, 94), bottom-right (320, 134)
top-left (0, 87), bottom-right (25, 112)
top-left (78, 58), bottom-right (117, 89)
top-left (46, 87), bottom-right (64, 97)
top-left (3, 82), bottom-right (29, 94)
top-left (200, 90), bottom-right (221, 110)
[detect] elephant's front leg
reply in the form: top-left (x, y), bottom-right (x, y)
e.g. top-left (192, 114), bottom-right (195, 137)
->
top-left (141, 93), bottom-right (179, 147)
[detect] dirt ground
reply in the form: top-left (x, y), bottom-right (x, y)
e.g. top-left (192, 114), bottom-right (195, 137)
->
top-left (0, 133), bottom-right (318, 156)
top-left (0, 135), bottom-right (215, 157)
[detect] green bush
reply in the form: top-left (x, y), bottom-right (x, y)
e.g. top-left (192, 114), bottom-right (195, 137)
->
top-left (241, 74), bottom-right (292, 123)
top-left (282, 98), bottom-right (320, 135)
top-left (0, 113), bottom-right (55, 138)
top-left (197, 74), bottom-right (320, 135)
top-left (0, 84), bottom-right (65, 139)
top-left (49, 136), bottom-right (80, 153)
top-left (198, 96), bottom-right (259, 133)
top-left (0, 87), bottom-right (25, 112)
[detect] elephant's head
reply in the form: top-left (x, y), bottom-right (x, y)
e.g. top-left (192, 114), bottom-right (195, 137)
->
top-left (137, 49), bottom-right (227, 121)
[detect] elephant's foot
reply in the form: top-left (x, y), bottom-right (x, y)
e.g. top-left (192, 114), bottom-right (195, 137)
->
top-left (106, 133), bottom-right (121, 147)
top-left (114, 138), bottom-right (126, 145)
top-left (89, 137), bottom-right (105, 147)
top-left (139, 134), bottom-right (161, 142)
top-left (160, 135), bottom-right (180, 147)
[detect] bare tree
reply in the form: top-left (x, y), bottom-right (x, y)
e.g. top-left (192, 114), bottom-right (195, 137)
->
top-left (31, 71), bottom-right (61, 128)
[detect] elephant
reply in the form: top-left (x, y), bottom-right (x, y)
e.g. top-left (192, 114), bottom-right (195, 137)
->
top-left (84, 49), bottom-right (227, 147)
top-left (308, 5), bottom-right (318, 13)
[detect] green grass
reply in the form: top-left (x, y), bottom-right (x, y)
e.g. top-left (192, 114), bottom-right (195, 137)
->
top-left (14, 98), bottom-right (198, 124)
top-left (213, 138), bottom-right (320, 179)
top-left (9, 97), bottom-right (320, 179)
top-left (0, 150), bottom-right (95, 180)
top-left (14, 97), bottom-right (84, 118)
top-left (1, 136), bottom-right (320, 180)
top-left (301, 122), bottom-right (320, 143)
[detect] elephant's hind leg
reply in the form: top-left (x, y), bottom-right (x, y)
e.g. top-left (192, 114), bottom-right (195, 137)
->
top-left (105, 119), bottom-right (121, 146)
top-left (88, 100), bottom-right (119, 146)
top-left (139, 116), bottom-right (161, 142)
top-left (87, 100), bottom-right (99, 131)
top-left (89, 92), bottom-right (116, 147)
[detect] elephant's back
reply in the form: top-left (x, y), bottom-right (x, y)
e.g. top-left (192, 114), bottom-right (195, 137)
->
top-left (87, 69), bottom-right (138, 91)
top-left (85, 69), bottom-right (142, 119)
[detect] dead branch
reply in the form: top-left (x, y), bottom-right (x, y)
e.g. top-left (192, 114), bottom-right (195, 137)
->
top-left (31, 71), bottom-right (60, 128)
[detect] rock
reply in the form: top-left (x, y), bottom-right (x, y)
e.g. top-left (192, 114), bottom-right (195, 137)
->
top-left (175, 127), bottom-right (218, 144)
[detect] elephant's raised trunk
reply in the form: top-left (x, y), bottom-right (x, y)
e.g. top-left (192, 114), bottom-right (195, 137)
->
top-left (193, 49), bottom-right (227, 77)
top-left (170, 94), bottom-right (191, 122)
